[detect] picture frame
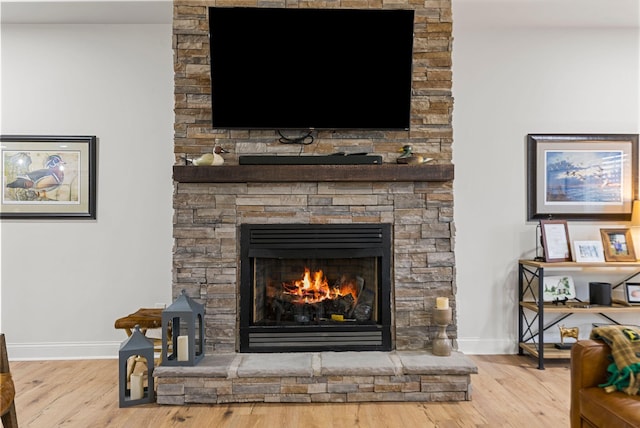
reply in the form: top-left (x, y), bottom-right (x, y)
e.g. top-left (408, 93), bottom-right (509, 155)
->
top-left (600, 228), bottom-right (636, 262)
top-left (625, 282), bottom-right (640, 305)
top-left (540, 219), bottom-right (572, 262)
top-left (573, 240), bottom-right (605, 263)
top-left (543, 275), bottom-right (576, 302)
top-left (1, 135), bottom-right (97, 219)
top-left (527, 134), bottom-right (638, 221)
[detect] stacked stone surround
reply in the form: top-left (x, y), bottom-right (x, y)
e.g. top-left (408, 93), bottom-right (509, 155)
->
top-left (172, 0), bottom-right (455, 356)
top-left (166, 0), bottom-right (464, 404)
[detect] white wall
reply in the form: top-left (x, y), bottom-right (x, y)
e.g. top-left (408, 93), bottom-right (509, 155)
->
top-left (1, 1), bottom-right (638, 359)
top-left (1, 23), bottom-right (174, 358)
top-left (453, 3), bottom-right (640, 353)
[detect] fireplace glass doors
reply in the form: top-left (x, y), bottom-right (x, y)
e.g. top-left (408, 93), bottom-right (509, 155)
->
top-left (240, 224), bottom-right (392, 352)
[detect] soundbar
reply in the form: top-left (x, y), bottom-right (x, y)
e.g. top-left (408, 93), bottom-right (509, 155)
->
top-left (239, 154), bottom-right (383, 165)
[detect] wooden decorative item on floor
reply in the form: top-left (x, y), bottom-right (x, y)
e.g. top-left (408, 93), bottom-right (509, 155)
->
top-left (114, 308), bottom-right (165, 364)
top-left (1, 333), bottom-right (18, 428)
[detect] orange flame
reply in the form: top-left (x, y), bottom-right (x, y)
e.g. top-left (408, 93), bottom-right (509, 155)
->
top-left (283, 267), bottom-right (358, 304)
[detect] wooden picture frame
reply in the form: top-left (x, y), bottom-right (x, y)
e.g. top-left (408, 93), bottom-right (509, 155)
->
top-left (600, 228), bottom-right (636, 262)
top-left (540, 219), bottom-right (572, 262)
top-left (527, 134), bottom-right (638, 221)
top-left (1, 135), bottom-right (97, 219)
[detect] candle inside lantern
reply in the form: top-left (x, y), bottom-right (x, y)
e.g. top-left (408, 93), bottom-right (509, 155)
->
top-left (130, 373), bottom-right (144, 400)
top-left (436, 297), bottom-right (449, 309)
top-left (177, 335), bottom-right (189, 361)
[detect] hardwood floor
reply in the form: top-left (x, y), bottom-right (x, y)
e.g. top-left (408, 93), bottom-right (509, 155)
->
top-left (9, 355), bottom-right (570, 427)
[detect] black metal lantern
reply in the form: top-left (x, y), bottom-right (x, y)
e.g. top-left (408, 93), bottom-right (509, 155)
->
top-left (161, 289), bottom-right (204, 366)
top-left (118, 325), bottom-right (154, 407)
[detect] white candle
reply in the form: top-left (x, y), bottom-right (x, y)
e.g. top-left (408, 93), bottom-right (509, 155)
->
top-left (130, 373), bottom-right (144, 400)
top-left (177, 335), bottom-right (189, 361)
top-left (436, 297), bottom-right (449, 309)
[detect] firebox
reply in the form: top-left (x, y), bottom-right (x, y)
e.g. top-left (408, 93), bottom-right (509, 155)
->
top-left (240, 224), bottom-right (392, 352)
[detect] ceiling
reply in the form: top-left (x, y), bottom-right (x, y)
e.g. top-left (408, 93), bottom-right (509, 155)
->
top-left (1, 0), bottom-right (638, 27)
top-left (454, 0), bottom-right (639, 29)
top-left (1, 0), bottom-right (173, 24)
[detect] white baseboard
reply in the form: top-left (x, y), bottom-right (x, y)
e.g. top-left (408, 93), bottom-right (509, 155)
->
top-left (7, 341), bottom-right (120, 361)
top-left (457, 338), bottom-right (518, 355)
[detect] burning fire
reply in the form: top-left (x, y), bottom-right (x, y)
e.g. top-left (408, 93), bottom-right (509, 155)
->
top-left (283, 267), bottom-right (358, 304)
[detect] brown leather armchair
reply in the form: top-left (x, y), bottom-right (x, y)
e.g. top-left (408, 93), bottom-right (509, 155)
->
top-left (571, 339), bottom-right (640, 428)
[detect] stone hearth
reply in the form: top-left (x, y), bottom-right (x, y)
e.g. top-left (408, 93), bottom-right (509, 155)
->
top-left (155, 351), bottom-right (476, 404)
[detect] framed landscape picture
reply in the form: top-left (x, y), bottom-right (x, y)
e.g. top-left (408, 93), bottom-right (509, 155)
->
top-left (1, 135), bottom-right (97, 219)
top-left (527, 134), bottom-right (638, 221)
top-left (542, 275), bottom-right (576, 302)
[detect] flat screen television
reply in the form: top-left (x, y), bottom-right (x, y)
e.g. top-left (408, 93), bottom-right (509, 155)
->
top-left (208, 7), bottom-right (415, 131)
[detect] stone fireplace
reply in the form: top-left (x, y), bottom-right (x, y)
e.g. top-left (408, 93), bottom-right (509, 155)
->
top-left (173, 164), bottom-right (455, 353)
top-left (157, 0), bottom-right (475, 405)
top-left (172, 0), bottom-right (456, 354)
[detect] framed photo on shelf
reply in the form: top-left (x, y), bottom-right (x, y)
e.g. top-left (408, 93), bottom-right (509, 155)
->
top-left (625, 282), bottom-right (640, 305)
top-left (527, 133), bottom-right (638, 221)
top-left (540, 219), bottom-right (572, 262)
top-left (0, 135), bottom-right (97, 219)
top-left (543, 275), bottom-right (576, 302)
top-left (600, 228), bottom-right (636, 262)
top-left (573, 240), bottom-right (605, 263)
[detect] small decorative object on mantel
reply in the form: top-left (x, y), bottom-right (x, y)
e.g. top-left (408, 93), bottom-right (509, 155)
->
top-left (183, 146), bottom-right (229, 166)
top-left (161, 289), bottom-right (205, 366)
top-left (396, 145), bottom-right (433, 165)
top-left (118, 325), bottom-right (155, 407)
top-left (555, 324), bottom-right (579, 350)
top-left (432, 297), bottom-right (452, 356)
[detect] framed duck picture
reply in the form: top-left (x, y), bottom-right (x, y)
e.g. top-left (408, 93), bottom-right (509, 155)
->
top-left (0, 135), bottom-right (97, 219)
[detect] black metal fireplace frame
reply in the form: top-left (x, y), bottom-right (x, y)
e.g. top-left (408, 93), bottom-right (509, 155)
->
top-left (239, 223), bottom-right (392, 353)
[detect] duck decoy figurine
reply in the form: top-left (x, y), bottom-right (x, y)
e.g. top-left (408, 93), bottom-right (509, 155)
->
top-left (396, 145), bottom-right (433, 165)
top-left (6, 154), bottom-right (65, 198)
top-left (186, 146), bottom-right (229, 166)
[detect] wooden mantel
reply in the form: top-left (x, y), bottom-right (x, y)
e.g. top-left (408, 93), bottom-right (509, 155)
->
top-left (173, 164), bottom-right (454, 183)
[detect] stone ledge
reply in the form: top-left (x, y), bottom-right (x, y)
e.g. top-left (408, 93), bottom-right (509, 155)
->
top-left (154, 350), bottom-right (477, 404)
top-left (154, 351), bottom-right (477, 378)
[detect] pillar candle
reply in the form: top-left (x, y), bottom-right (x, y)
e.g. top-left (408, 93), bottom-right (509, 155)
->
top-left (436, 297), bottom-right (449, 309)
top-left (177, 335), bottom-right (189, 361)
top-left (130, 373), bottom-right (144, 400)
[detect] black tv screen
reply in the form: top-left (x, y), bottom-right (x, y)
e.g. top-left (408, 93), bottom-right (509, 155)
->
top-left (208, 7), bottom-right (415, 130)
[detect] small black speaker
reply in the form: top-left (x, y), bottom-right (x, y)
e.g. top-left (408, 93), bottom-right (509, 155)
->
top-left (589, 282), bottom-right (612, 306)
